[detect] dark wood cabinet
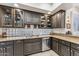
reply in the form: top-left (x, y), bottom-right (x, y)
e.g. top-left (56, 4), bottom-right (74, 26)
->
top-left (52, 38), bottom-right (71, 56)
top-left (51, 10), bottom-right (65, 28)
top-left (71, 48), bottom-right (79, 56)
top-left (60, 11), bottom-right (65, 28)
top-left (51, 37), bottom-right (79, 56)
top-left (52, 38), bottom-right (59, 53)
top-left (4, 44), bottom-right (13, 56)
top-left (0, 41), bottom-right (13, 56)
top-left (14, 9), bottom-right (24, 28)
top-left (58, 40), bottom-right (70, 56)
top-left (24, 10), bottom-right (41, 25)
top-left (14, 40), bottom-right (23, 56)
top-left (0, 6), bottom-right (14, 27)
top-left (0, 47), bottom-right (4, 56)
top-left (23, 39), bottom-right (42, 55)
top-left (71, 43), bottom-right (79, 56)
top-left (0, 5), bottom-right (42, 28)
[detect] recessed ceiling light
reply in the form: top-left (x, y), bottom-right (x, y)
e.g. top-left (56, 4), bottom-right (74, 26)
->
top-left (14, 3), bottom-right (19, 7)
top-left (48, 12), bottom-right (51, 14)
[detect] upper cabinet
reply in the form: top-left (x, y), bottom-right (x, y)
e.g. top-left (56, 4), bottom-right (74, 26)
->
top-left (0, 6), bottom-right (24, 28)
top-left (14, 9), bottom-right (24, 27)
top-left (0, 6), bottom-right (14, 27)
top-left (0, 5), bottom-right (42, 28)
top-left (51, 10), bottom-right (65, 28)
top-left (23, 11), bottom-right (41, 24)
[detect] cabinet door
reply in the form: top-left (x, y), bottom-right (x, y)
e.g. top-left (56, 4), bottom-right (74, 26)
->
top-left (0, 48), bottom-right (4, 56)
top-left (24, 11), bottom-right (32, 24)
top-left (32, 13), bottom-right (41, 24)
top-left (31, 42), bottom-right (42, 53)
top-left (60, 44), bottom-right (70, 56)
top-left (52, 39), bottom-right (59, 53)
top-left (61, 12), bottom-right (65, 28)
top-left (14, 40), bottom-right (23, 56)
top-left (24, 40), bottom-right (42, 55)
top-left (52, 15), bottom-right (56, 28)
top-left (14, 9), bottom-right (24, 27)
top-left (56, 13), bottom-right (60, 28)
top-left (4, 45), bottom-right (13, 56)
top-left (0, 6), bottom-right (14, 27)
top-left (71, 48), bottom-right (79, 56)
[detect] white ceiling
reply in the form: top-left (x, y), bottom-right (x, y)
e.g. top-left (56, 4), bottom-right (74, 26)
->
top-left (22, 3), bottom-right (53, 11)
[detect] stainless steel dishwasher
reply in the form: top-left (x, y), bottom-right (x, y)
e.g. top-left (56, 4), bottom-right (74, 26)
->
top-left (42, 37), bottom-right (51, 51)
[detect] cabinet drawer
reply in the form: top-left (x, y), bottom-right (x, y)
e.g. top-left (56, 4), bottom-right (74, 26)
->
top-left (59, 40), bottom-right (70, 46)
top-left (24, 39), bottom-right (41, 43)
top-left (71, 43), bottom-right (79, 50)
top-left (0, 41), bottom-right (13, 46)
top-left (71, 48), bottom-right (79, 56)
top-left (24, 41), bottom-right (42, 55)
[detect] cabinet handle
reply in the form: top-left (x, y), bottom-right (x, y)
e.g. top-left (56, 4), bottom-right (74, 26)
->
top-left (71, 50), bottom-right (73, 52)
top-left (77, 47), bottom-right (79, 49)
top-left (1, 43), bottom-right (5, 45)
top-left (4, 48), bottom-right (8, 56)
top-left (3, 48), bottom-right (6, 52)
top-left (67, 48), bottom-right (70, 51)
top-left (0, 48), bottom-right (3, 51)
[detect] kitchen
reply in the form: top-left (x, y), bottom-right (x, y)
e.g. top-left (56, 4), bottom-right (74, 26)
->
top-left (0, 3), bottom-right (79, 56)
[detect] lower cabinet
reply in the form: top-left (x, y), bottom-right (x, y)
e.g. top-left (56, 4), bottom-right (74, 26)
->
top-left (0, 47), bottom-right (4, 56)
top-left (71, 48), bottom-right (79, 56)
top-left (52, 38), bottom-right (71, 56)
top-left (23, 39), bottom-right (42, 55)
top-left (4, 45), bottom-right (13, 56)
top-left (14, 40), bottom-right (23, 56)
top-left (0, 41), bottom-right (13, 56)
top-left (58, 43), bottom-right (70, 56)
top-left (0, 39), bottom-right (42, 56)
top-left (71, 43), bottom-right (79, 56)
top-left (52, 38), bottom-right (59, 54)
top-left (58, 40), bottom-right (71, 56)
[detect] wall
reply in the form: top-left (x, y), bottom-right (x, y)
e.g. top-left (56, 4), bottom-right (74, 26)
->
top-left (71, 7), bottom-right (79, 35)
top-left (52, 28), bottom-right (66, 34)
top-left (64, 7), bottom-right (79, 35)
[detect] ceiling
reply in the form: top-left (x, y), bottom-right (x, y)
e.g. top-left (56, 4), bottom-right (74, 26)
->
top-left (22, 3), bottom-right (53, 11)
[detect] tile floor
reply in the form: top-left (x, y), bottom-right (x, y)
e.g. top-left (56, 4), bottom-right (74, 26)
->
top-left (29, 50), bottom-right (59, 56)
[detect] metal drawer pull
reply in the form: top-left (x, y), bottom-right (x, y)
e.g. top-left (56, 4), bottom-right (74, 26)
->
top-left (71, 50), bottom-right (72, 52)
top-left (77, 47), bottom-right (79, 49)
top-left (1, 43), bottom-right (5, 45)
top-left (67, 48), bottom-right (70, 50)
top-left (0, 48), bottom-right (3, 51)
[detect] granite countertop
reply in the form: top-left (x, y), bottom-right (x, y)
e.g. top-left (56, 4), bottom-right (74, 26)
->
top-left (0, 35), bottom-right (51, 42)
top-left (51, 34), bottom-right (79, 44)
top-left (0, 34), bottom-right (79, 45)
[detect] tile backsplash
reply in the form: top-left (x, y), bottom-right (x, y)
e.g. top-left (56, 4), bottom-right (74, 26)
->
top-left (0, 28), bottom-right (53, 37)
top-left (52, 28), bottom-right (66, 34)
